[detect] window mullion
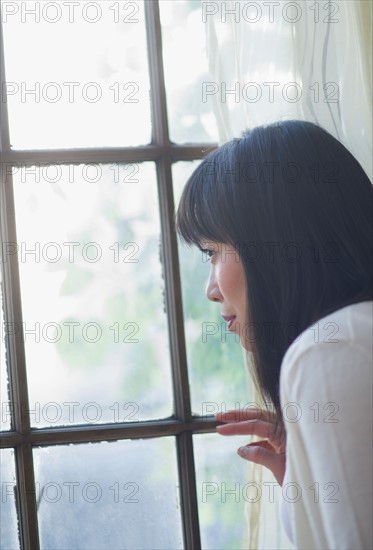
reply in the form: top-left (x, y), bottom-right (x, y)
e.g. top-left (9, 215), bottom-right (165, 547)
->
top-left (177, 432), bottom-right (203, 549)
top-left (156, 127), bottom-right (203, 550)
top-left (0, 24), bottom-right (10, 152)
top-left (144, 2), bottom-right (201, 548)
top-left (155, 159), bottom-right (191, 419)
top-left (144, 0), bottom-right (193, 423)
top-left (14, 445), bottom-right (40, 549)
top-left (144, 0), bottom-right (170, 146)
top-left (1, 143), bottom-right (217, 165)
top-left (0, 417), bottom-right (219, 448)
top-left (0, 171), bottom-right (41, 550)
top-left (0, 24), bottom-right (41, 550)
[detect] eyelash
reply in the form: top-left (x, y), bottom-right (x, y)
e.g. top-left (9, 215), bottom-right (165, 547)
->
top-left (201, 248), bottom-right (214, 259)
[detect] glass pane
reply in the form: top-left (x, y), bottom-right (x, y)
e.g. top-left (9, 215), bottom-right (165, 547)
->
top-left (12, 163), bottom-right (172, 426)
top-left (2, 1), bottom-right (151, 148)
top-left (173, 162), bottom-right (249, 415)
top-left (160, 0), bottom-right (218, 143)
top-left (33, 438), bottom-right (183, 550)
top-left (0, 281), bottom-right (11, 430)
top-left (194, 433), bottom-right (248, 549)
top-left (0, 449), bottom-right (20, 549)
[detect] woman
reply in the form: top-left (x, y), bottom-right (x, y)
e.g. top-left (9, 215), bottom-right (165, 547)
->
top-left (175, 120), bottom-right (372, 549)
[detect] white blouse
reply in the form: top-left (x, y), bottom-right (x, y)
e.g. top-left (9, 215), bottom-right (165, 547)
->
top-left (279, 300), bottom-right (373, 549)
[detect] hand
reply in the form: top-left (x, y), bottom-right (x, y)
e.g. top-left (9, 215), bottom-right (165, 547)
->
top-left (215, 408), bottom-right (286, 486)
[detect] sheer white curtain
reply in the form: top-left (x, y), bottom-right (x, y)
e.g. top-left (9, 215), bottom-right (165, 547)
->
top-left (205, 0), bottom-right (372, 179)
top-left (205, 1), bottom-right (372, 548)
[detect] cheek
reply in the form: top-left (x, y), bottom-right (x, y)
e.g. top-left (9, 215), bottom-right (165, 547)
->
top-left (217, 267), bottom-right (237, 298)
top-left (219, 261), bottom-right (247, 305)
top-left (234, 263), bottom-right (247, 303)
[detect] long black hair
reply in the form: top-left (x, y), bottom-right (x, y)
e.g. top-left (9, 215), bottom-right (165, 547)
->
top-left (175, 119), bottom-right (373, 425)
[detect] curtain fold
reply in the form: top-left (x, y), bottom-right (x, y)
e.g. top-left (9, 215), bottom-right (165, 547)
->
top-left (205, 1), bottom-right (372, 548)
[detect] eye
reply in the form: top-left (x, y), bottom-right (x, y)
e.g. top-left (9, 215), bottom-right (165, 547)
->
top-left (200, 248), bottom-right (215, 261)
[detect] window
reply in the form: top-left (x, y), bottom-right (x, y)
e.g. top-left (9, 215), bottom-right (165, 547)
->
top-left (0, 2), bottom-right (250, 549)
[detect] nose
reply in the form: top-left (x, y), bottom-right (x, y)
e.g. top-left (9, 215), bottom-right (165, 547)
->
top-left (205, 266), bottom-right (222, 302)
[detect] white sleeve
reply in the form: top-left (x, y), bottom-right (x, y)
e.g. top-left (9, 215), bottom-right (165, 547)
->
top-left (280, 338), bottom-right (373, 550)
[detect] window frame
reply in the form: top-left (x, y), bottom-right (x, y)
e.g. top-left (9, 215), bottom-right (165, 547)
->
top-left (0, 2), bottom-right (218, 548)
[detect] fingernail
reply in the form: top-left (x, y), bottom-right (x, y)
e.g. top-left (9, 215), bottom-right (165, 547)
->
top-left (237, 447), bottom-right (250, 457)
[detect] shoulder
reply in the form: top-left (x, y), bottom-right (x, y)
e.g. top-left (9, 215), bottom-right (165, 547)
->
top-left (280, 301), bottom-right (372, 403)
top-left (281, 300), bottom-right (372, 373)
top-left (280, 302), bottom-right (373, 550)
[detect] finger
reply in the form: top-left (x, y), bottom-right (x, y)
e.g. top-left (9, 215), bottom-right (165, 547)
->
top-left (216, 419), bottom-right (276, 439)
top-left (215, 409), bottom-right (276, 423)
top-left (237, 443), bottom-right (286, 486)
top-left (246, 440), bottom-right (277, 452)
top-left (246, 438), bottom-right (286, 455)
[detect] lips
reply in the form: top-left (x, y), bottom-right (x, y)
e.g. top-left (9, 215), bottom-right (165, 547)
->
top-left (222, 315), bottom-right (237, 331)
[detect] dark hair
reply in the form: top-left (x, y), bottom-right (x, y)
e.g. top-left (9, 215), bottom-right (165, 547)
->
top-left (175, 119), bottom-right (373, 426)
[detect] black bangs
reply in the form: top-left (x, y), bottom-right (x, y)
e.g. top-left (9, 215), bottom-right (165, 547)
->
top-left (175, 144), bottom-right (239, 248)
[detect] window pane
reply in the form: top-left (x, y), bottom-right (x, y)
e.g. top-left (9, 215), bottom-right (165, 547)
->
top-left (33, 438), bottom-right (183, 550)
top-left (12, 163), bottom-right (172, 426)
top-left (2, 1), bottom-right (151, 149)
top-left (0, 449), bottom-right (20, 549)
top-left (173, 162), bottom-right (248, 415)
top-left (194, 433), bottom-right (247, 550)
top-left (0, 282), bottom-right (11, 430)
top-left (160, 0), bottom-right (218, 143)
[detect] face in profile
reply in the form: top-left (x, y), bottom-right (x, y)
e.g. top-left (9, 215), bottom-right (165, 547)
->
top-left (202, 242), bottom-right (251, 350)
